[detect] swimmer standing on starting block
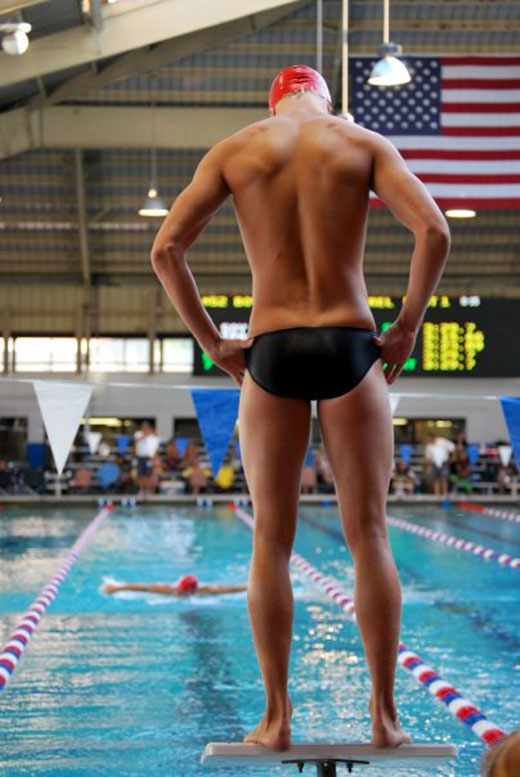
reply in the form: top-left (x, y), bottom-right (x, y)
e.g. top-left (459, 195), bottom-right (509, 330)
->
top-left (151, 65), bottom-right (451, 750)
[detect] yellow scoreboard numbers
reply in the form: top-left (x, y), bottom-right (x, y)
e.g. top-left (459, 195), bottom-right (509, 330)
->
top-left (422, 321), bottom-right (485, 372)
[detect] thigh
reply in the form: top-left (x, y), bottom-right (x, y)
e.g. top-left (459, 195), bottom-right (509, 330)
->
top-left (239, 370), bottom-right (311, 546)
top-left (316, 360), bottom-right (393, 541)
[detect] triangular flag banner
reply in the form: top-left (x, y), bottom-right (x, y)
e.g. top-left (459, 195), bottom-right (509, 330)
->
top-left (86, 431), bottom-right (102, 454)
top-left (467, 443), bottom-right (480, 466)
top-left (234, 440), bottom-right (241, 460)
top-left (498, 444), bottom-right (513, 467)
top-left (33, 381), bottom-right (93, 475)
top-left (190, 389), bottom-right (240, 477)
top-left (390, 393), bottom-right (401, 416)
top-left (499, 397), bottom-right (520, 468)
top-left (304, 448), bottom-right (315, 467)
top-left (399, 444), bottom-right (413, 466)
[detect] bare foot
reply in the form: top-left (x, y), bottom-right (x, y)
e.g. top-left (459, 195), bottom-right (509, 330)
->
top-left (243, 697), bottom-right (293, 751)
top-left (369, 696), bottom-right (412, 748)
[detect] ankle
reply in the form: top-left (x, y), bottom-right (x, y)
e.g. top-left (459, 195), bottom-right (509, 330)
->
top-left (265, 699), bottom-right (292, 724)
top-left (370, 695), bottom-right (397, 721)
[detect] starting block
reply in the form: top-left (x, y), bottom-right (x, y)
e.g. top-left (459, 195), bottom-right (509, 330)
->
top-left (201, 742), bottom-right (457, 775)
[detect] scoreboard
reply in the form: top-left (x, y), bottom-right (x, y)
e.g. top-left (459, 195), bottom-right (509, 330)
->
top-left (193, 295), bottom-right (520, 378)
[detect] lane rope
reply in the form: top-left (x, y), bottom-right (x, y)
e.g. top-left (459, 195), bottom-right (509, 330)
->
top-left (230, 501), bottom-right (507, 747)
top-left (460, 502), bottom-right (520, 526)
top-left (0, 504), bottom-right (114, 696)
top-left (386, 514), bottom-right (520, 569)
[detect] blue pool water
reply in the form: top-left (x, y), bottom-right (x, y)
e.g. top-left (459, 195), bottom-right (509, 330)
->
top-left (0, 503), bottom-right (518, 776)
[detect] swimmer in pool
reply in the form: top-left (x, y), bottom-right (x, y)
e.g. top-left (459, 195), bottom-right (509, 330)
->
top-left (151, 65), bottom-right (450, 750)
top-left (101, 573), bottom-right (247, 597)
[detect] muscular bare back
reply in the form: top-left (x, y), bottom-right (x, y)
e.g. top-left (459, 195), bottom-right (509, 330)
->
top-left (223, 115), bottom-right (375, 336)
top-left (151, 87), bottom-right (449, 386)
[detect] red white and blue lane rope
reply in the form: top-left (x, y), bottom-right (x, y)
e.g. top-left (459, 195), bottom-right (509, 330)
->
top-left (459, 502), bottom-right (520, 526)
top-left (0, 503), bottom-right (114, 696)
top-left (230, 502), bottom-right (507, 747)
top-left (386, 514), bottom-right (520, 570)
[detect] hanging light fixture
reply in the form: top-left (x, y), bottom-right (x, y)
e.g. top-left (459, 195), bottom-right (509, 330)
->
top-left (0, 22), bottom-right (32, 55)
top-left (368, 0), bottom-right (411, 87)
top-left (445, 208), bottom-right (477, 219)
top-left (138, 105), bottom-right (168, 218)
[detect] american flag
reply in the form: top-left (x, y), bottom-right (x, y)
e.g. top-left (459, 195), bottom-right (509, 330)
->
top-left (352, 55), bottom-right (520, 210)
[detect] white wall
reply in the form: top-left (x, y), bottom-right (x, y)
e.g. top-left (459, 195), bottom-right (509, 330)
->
top-left (0, 373), bottom-right (518, 446)
top-left (392, 376), bottom-right (519, 442)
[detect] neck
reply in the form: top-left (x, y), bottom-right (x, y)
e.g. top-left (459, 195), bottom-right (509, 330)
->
top-left (274, 91), bottom-right (330, 117)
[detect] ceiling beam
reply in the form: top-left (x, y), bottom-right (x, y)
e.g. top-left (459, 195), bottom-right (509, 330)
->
top-left (0, 106), bottom-right (266, 160)
top-left (32, 2), bottom-right (305, 108)
top-left (0, 0), bottom-right (302, 89)
top-left (0, 0), bottom-right (48, 11)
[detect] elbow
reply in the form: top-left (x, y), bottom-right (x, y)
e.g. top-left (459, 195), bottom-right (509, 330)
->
top-left (150, 241), bottom-right (184, 272)
top-left (150, 244), bottom-right (166, 272)
top-left (419, 221), bottom-right (452, 252)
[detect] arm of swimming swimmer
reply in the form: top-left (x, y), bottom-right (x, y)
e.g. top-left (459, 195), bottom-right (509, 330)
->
top-left (104, 582), bottom-right (179, 595)
top-left (150, 144), bottom-right (230, 358)
top-left (197, 585), bottom-right (248, 595)
top-left (370, 133), bottom-right (451, 334)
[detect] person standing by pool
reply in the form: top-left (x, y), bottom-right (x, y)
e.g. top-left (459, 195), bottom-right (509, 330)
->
top-left (133, 421), bottom-right (161, 495)
top-left (150, 65), bottom-right (450, 750)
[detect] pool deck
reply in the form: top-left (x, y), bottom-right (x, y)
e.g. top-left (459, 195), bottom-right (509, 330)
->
top-left (0, 493), bottom-right (519, 506)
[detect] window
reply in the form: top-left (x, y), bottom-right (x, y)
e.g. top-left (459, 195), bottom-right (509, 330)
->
top-left (158, 338), bottom-right (194, 373)
top-left (89, 338), bottom-right (149, 372)
top-left (14, 337), bottom-right (77, 372)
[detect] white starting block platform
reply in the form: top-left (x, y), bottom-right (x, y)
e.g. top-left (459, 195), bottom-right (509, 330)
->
top-left (202, 743), bottom-right (457, 775)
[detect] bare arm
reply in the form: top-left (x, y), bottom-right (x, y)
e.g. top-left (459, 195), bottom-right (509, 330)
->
top-left (198, 584), bottom-right (248, 595)
top-left (150, 144), bottom-right (230, 357)
top-left (103, 582), bottom-right (178, 596)
top-left (371, 134), bottom-right (451, 333)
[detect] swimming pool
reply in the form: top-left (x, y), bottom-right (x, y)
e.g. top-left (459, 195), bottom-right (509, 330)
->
top-left (0, 503), bottom-right (518, 776)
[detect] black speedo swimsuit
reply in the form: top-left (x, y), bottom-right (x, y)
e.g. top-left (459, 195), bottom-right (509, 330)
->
top-left (244, 325), bottom-right (382, 401)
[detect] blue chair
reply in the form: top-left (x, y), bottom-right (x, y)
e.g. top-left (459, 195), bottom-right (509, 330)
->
top-left (98, 461), bottom-right (121, 491)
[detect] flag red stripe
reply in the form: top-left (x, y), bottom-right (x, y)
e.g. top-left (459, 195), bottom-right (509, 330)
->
top-left (442, 126), bottom-right (520, 137)
top-left (442, 56), bottom-right (520, 66)
top-left (417, 173), bottom-right (520, 184)
top-left (442, 78), bottom-right (520, 89)
top-left (370, 197), bottom-right (520, 210)
top-left (401, 149), bottom-right (520, 161)
top-left (442, 102), bottom-right (520, 113)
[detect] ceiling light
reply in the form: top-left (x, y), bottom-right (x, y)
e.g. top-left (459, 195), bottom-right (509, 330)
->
top-left (0, 22), bottom-right (31, 56)
top-left (368, 43), bottom-right (411, 87)
top-left (445, 208), bottom-right (477, 219)
top-left (138, 108), bottom-right (169, 218)
top-left (138, 185), bottom-right (168, 218)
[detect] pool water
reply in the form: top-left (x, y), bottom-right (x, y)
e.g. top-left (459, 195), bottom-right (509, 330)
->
top-left (0, 503), bottom-right (518, 776)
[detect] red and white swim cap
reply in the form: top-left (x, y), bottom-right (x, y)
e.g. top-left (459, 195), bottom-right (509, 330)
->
top-left (177, 574), bottom-right (199, 593)
top-left (268, 64), bottom-right (333, 116)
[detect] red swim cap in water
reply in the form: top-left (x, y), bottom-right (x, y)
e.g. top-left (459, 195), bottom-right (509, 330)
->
top-left (177, 574), bottom-right (199, 593)
top-left (269, 64), bottom-right (333, 116)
